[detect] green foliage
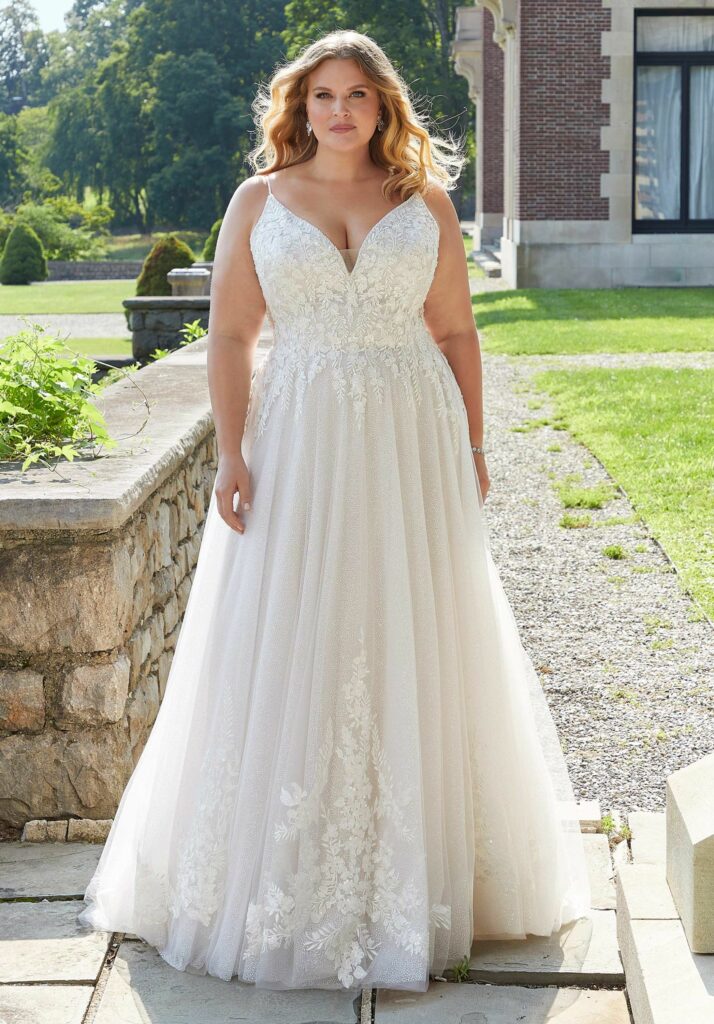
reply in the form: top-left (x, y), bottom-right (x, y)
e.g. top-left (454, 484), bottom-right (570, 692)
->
top-left (0, 110), bottom-right (30, 205)
top-left (0, 206), bottom-right (12, 252)
top-left (0, 322), bottom-right (118, 471)
top-left (0, 222), bottom-right (47, 284)
top-left (13, 198), bottom-right (110, 259)
top-left (135, 232), bottom-right (196, 296)
top-left (178, 318), bottom-right (208, 344)
top-left (202, 218), bottom-right (222, 261)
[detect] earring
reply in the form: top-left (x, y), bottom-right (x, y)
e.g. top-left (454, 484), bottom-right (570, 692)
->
top-left (376, 113), bottom-right (384, 132)
top-left (306, 119), bottom-right (313, 135)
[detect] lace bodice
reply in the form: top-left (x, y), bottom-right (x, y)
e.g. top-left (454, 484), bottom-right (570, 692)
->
top-left (245, 177), bottom-right (468, 448)
top-left (249, 182), bottom-right (441, 351)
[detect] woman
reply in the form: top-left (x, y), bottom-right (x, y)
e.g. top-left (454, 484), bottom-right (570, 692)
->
top-left (78, 29), bottom-right (591, 996)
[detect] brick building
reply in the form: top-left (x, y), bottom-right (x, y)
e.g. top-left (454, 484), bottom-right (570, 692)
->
top-left (451, 2), bottom-right (714, 287)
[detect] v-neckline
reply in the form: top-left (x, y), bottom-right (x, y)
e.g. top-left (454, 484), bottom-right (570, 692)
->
top-left (265, 191), bottom-right (419, 279)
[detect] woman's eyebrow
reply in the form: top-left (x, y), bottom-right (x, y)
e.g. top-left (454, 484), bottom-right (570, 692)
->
top-left (310, 82), bottom-right (371, 90)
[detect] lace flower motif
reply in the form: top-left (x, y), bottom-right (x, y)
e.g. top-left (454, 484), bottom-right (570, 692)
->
top-left (242, 627), bottom-right (451, 988)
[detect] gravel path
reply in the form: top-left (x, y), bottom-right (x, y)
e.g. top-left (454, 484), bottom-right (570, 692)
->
top-left (0, 313), bottom-right (128, 340)
top-left (480, 351), bottom-right (714, 819)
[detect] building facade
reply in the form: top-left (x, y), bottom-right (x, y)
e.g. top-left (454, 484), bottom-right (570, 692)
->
top-left (451, 1), bottom-right (714, 288)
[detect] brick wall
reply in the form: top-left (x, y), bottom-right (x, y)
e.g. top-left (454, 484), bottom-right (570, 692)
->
top-left (482, 7), bottom-right (505, 216)
top-left (517, 0), bottom-right (611, 220)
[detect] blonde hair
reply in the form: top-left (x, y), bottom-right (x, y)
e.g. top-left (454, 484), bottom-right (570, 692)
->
top-left (247, 30), bottom-right (465, 201)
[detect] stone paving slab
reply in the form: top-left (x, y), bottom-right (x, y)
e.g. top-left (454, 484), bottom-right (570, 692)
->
top-left (0, 841), bottom-right (102, 899)
top-left (375, 983), bottom-right (630, 1022)
top-left (616, 863), bottom-right (678, 921)
top-left (583, 832), bottom-right (616, 910)
top-left (628, 813), bottom-right (666, 867)
top-left (618, 916), bottom-right (714, 1024)
top-left (0, 899), bottom-right (110, 983)
top-left (0, 984), bottom-right (93, 1024)
top-left (467, 909), bottom-right (623, 986)
top-left (92, 940), bottom-right (360, 1023)
top-left (616, 818), bottom-right (714, 1024)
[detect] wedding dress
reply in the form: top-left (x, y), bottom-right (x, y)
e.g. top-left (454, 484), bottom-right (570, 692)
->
top-left (77, 173), bottom-right (591, 993)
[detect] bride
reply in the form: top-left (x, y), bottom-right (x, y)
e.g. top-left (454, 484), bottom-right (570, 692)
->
top-left (78, 28), bottom-right (591, 994)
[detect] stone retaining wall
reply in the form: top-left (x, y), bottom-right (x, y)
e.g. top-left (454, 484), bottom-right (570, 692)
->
top-left (0, 338), bottom-right (223, 832)
top-left (48, 260), bottom-right (143, 281)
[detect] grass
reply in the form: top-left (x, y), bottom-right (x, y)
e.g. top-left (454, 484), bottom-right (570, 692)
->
top-left (472, 287), bottom-right (714, 354)
top-left (534, 366), bottom-right (714, 618)
top-left (0, 280), bottom-right (133, 314)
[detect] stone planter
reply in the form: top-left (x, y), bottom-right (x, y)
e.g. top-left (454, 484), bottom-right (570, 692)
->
top-left (123, 296), bottom-right (210, 362)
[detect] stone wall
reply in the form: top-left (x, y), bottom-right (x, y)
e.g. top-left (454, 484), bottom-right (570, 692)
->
top-left (0, 338), bottom-right (223, 833)
top-left (48, 260), bottom-right (143, 281)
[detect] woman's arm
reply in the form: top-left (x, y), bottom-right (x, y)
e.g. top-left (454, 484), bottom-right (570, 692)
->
top-left (422, 184), bottom-right (490, 501)
top-left (206, 176), bottom-right (268, 532)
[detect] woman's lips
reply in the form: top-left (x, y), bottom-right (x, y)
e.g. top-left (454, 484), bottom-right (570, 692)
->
top-left (330, 126), bottom-right (355, 132)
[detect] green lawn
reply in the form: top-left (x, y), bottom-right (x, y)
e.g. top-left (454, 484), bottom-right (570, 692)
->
top-left (474, 288), bottom-right (714, 354)
top-left (0, 281), bottom-right (133, 314)
top-left (533, 366), bottom-right (714, 619)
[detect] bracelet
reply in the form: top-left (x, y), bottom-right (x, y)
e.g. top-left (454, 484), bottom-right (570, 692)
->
top-left (471, 444), bottom-right (485, 456)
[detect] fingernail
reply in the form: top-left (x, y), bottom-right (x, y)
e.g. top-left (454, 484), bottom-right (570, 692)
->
top-left (244, 502), bottom-right (251, 510)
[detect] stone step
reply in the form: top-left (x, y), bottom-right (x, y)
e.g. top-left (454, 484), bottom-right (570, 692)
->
top-left (629, 811), bottom-right (666, 866)
top-left (376, 983), bottom-right (630, 1022)
top-left (470, 249), bottom-right (501, 277)
top-left (616, 811), bottom-right (714, 1024)
top-left (464, 908), bottom-right (623, 988)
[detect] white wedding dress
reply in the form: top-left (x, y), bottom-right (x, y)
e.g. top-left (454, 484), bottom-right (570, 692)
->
top-left (77, 173), bottom-right (591, 993)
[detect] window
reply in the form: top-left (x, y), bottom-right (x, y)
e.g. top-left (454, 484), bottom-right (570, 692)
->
top-left (633, 10), bottom-right (714, 232)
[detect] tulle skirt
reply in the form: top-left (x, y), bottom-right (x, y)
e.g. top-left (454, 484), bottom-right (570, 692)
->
top-left (77, 334), bottom-right (591, 992)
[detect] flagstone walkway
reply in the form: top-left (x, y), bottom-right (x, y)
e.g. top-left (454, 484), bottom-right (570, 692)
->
top-left (0, 805), bottom-right (629, 1024)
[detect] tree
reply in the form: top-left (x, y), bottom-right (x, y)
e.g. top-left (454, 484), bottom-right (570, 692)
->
top-left (0, 0), bottom-right (48, 113)
top-left (0, 109), bottom-right (28, 203)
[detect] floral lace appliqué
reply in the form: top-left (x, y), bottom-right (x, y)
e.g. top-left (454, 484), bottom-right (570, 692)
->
top-left (247, 332), bottom-right (465, 453)
top-left (241, 626), bottom-right (451, 988)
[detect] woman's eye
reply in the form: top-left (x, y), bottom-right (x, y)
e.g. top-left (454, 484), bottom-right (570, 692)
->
top-left (315, 91), bottom-right (366, 99)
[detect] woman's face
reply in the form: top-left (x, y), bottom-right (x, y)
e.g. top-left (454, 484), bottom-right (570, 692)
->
top-left (304, 58), bottom-right (382, 149)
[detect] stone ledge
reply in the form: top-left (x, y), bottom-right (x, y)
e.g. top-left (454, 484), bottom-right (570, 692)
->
top-left (616, 812), bottom-right (714, 1024)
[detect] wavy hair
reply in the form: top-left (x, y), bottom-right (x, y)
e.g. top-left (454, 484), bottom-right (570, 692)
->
top-left (247, 30), bottom-right (466, 201)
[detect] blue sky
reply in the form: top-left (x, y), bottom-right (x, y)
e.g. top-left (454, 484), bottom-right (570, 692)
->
top-left (31, 1), bottom-right (75, 33)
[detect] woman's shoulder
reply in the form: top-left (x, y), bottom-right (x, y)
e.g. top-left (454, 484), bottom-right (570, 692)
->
top-left (418, 179), bottom-right (455, 222)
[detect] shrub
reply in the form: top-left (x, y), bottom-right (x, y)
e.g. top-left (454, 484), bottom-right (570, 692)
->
top-left (0, 322), bottom-right (117, 470)
top-left (13, 200), bottom-right (110, 260)
top-left (202, 218), bottom-right (222, 260)
top-left (0, 223), bottom-right (47, 285)
top-left (136, 233), bottom-right (196, 296)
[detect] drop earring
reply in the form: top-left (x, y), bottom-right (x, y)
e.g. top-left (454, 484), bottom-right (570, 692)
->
top-left (306, 119), bottom-right (313, 135)
top-left (376, 113), bottom-right (384, 132)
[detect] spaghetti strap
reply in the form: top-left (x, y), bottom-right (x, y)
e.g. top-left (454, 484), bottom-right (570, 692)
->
top-left (265, 174), bottom-right (273, 196)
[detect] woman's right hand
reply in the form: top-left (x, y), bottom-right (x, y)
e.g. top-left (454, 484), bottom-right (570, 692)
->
top-left (215, 453), bottom-right (252, 533)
